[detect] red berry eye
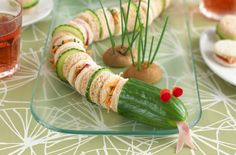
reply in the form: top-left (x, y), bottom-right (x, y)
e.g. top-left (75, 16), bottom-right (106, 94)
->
top-left (160, 89), bottom-right (171, 103)
top-left (172, 87), bottom-right (183, 97)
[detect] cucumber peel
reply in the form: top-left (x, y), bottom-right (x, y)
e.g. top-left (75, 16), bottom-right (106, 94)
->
top-left (118, 79), bottom-right (187, 129)
top-left (52, 24), bottom-right (85, 44)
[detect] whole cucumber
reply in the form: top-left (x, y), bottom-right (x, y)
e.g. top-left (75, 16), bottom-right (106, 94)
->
top-left (118, 79), bottom-right (187, 129)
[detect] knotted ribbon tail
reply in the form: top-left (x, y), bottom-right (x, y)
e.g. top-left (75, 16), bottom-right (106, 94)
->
top-left (176, 122), bottom-right (196, 154)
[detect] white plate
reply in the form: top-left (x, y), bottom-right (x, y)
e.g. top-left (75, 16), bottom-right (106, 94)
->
top-left (22, 0), bottom-right (53, 27)
top-left (200, 27), bottom-right (236, 86)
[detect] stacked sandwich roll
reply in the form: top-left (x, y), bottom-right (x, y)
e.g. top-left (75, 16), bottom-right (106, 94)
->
top-left (50, 0), bottom-right (171, 112)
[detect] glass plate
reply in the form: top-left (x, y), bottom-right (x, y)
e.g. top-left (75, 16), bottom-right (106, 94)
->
top-left (30, 0), bottom-right (202, 135)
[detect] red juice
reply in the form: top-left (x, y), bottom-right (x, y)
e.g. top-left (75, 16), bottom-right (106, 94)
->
top-left (203, 0), bottom-right (236, 14)
top-left (200, 0), bottom-right (236, 20)
top-left (0, 13), bottom-right (21, 78)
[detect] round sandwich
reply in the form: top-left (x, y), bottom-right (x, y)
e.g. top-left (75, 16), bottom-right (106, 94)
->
top-left (51, 32), bottom-right (72, 48)
top-left (216, 15), bottom-right (236, 40)
top-left (63, 52), bottom-right (93, 80)
top-left (74, 65), bottom-right (101, 96)
top-left (78, 9), bottom-right (102, 41)
top-left (85, 69), bottom-right (112, 103)
top-left (99, 74), bottom-right (123, 111)
top-left (50, 34), bottom-right (84, 55)
top-left (69, 18), bottom-right (94, 45)
top-left (95, 8), bottom-right (115, 40)
top-left (54, 41), bottom-right (85, 64)
top-left (67, 59), bottom-right (96, 87)
top-left (56, 48), bottom-right (83, 81)
top-left (214, 40), bottom-right (236, 67)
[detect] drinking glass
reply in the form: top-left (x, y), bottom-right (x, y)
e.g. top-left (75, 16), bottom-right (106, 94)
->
top-left (0, 0), bottom-right (22, 79)
top-left (199, 0), bottom-right (236, 20)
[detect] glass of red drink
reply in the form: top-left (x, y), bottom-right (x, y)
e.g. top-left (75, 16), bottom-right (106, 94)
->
top-left (0, 0), bottom-right (22, 79)
top-left (200, 0), bottom-right (236, 20)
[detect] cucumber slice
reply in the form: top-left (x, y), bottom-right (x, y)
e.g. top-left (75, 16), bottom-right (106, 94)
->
top-left (85, 68), bottom-right (110, 103)
top-left (85, 9), bottom-right (103, 39)
top-left (118, 79), bottom-right (188, 129)
top-left (56, 49), bottom-right (82, 81)
top-left (21, 0), bottom-right (39, 9)
top-left (52, 24), bottom-right (84, 44)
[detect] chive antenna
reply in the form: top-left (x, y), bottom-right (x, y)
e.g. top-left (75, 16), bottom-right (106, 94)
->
top-left (148, 36), bottom-right (154, 66)
top-left (142, 0), bottom-right (151, 63)
top-left (150, 16), bottom-right (169, 64)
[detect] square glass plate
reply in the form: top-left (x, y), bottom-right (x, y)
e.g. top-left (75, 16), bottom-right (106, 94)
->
top-left (30, 0), bottom-right (202, 135)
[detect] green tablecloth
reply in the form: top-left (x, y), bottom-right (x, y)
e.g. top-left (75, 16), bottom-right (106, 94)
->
top-left (0, 1), bottom-right (236, 154)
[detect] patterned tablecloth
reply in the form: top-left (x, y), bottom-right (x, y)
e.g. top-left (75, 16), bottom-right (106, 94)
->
top-left (0, 0), bottom-right (236, 154)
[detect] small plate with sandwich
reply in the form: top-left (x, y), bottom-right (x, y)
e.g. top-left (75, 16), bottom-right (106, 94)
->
top-left (19, 0), bottom-right (53, 27)
top-left (200, 15), bottom-right (236, 86)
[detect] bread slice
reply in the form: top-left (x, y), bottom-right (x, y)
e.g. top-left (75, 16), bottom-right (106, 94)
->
top-left (67, 59), bottom-right (96, 87)
top-left (74, 65), bottom-right (101, 96)
top-left (63, 52), bottom-right (92, 79)
top-left (69, 18), bottom-right (94, 45)
top-left (110, 78), bottom-right (128, 112)
top-left (50, 34), bottom-right (84, 55)
top-left (78, 9), bottom-right (102, 41)
top-left (99, 74), bottom-right (123, 111)
top-left (89, 71), bottom-right (112, 104)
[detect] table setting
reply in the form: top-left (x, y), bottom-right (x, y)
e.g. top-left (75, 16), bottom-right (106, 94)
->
top-left (0, 0), bottom-right (236, 154)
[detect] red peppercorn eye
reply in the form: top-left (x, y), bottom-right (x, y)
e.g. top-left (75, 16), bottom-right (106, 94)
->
top-left (172, 87), bottom-right (183, 97)
top-left (160, 89), bottom-right (171, 103)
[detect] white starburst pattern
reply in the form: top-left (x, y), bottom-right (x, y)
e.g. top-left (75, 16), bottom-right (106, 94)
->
top-left (0, 108), bottom-right (48, 155)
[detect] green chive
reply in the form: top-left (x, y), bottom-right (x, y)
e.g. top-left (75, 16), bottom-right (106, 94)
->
top-left (150, 17), bottom-right (169, 64)
top-left (142, 0), bottom-right (151, 63)
top-left (131, 0), bottom-right (142, 43)
top-left (98, 0), bottom-right (115, 52)
top-left (121, 0), bottom-right (131, 47)
top-left (120, 0), bottom-right (125, 46)
top-left (148, 36), bottom-right (155, 66)
top-left (137, 28), bottom-right (143, 71)
top-left (127, 31), bottom-right (140, 65)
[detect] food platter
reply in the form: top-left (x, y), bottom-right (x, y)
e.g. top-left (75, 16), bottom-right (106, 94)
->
top-left (30, 0), bottom-right (202, 135)
top-left (200, 27), bottom-right (236, 86)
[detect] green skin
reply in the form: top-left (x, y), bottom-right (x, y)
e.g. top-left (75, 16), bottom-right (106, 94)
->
top-left (216, 24), bottom-right (236, 40)
top-left (22, 0), bottom-right (39, 9)
top-left (52, 24), bottom-right (85, 44)
top-left (56, 49), bottom-right (83, 81)
top-left (118, 79), bottom-right (187, 129)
